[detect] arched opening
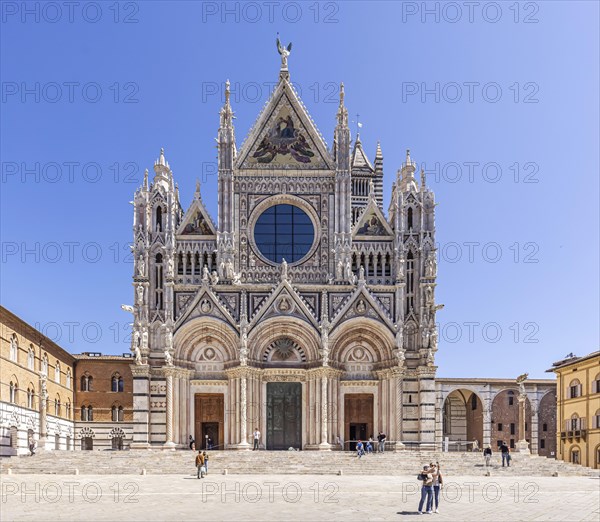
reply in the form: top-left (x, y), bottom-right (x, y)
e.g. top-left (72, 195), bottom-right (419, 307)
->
top-left (491, 389), bottom-right (531, 450)
top-left (570, 445), bottom-right (581, 465)
top-left (538, 392), bottom-right (557, 457)
top-left (442, 389), bottom-right (484, 451)
top-left (155, 206), bottom-right (163, 232)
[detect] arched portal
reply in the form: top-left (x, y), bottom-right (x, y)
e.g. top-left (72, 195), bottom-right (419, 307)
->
top-left (490, 389), bottom-right (531, 450)
top-left (442, 389), bottom-right (484, 451)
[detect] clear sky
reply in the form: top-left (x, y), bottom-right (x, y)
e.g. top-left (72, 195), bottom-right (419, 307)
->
top-left (1, 1), bottom-right (598, 378)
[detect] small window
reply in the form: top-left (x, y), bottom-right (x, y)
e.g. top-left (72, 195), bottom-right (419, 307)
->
top-left (41, 353), bottom-right (48, 375)
top-left (540, 439), bottom-right (545, 449)
top-left (81, 374), bottom-right (93, 392)
top-left (510, 423), bottom-right (515, 435)
top-left (54, 362), bottom-right (61, 384)
top-left (508, 396), bottom-right (514, 406)
top-left (569, 380), bottom-right (581, 399)
top-left (510, 439), bottom-right (515, 449)
top-left (27, 346), bottom-right (35, 370)
top-left (66, 370), bottom-right (71, 389)
top-left (543, 423), bottom-right (547, 432)
top-left (497, 423), bottom-right (503, 431)
top-left (9, 334), bottom-right (18, 361)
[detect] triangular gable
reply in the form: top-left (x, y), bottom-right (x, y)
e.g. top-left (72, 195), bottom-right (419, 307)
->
top-left (174, 285), bottom-right (238, 332)
top-left (249, 279), bottom-right (319, 329)
top-left (351, 139), bottom-right (374, 172)
top-left (176, 191), bottom-right (216, 237)
top-left (330, 284), bottom-right (395, 331)
top-left (352, 198), bottom-right (394, 238)
top-left (236, 79), bottom-right (333, 170)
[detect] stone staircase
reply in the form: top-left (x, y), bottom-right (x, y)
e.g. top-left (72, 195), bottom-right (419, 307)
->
top-left (2, 450), bottom-right (598, 477)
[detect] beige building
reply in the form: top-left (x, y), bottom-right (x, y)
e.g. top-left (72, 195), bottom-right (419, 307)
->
top-left (549, 351), bottom-right (600, 468)
top-left (0, 306), bottom-right (75, 455)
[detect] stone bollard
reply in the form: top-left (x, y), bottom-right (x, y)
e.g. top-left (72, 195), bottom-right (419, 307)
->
top-left (551, 471), bottom-right (558, 477)
top-left (338, 470), bottom-right (343, 476)
top-left (74, 469), bottom-right (79, 475)
top-left (223, 469), bottom-right (227, 475)
top-left (141, 469), bottom-right (147, 476)
top-left (484, 470), bottom-right (491, 477)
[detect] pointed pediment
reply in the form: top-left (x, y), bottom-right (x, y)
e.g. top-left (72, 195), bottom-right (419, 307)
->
top-left (330, 285), bottom-right (396, 332)
top-left (353, 199), bottom-right (394, 238)
top-left (176, 193), bottom-right (216, 237)
top-left (237, 80), bottom-right (333, 170)
top-left (174, 285), bottom-right (237, 331)
top-left (249, 280), bottom-right (319, 329)
top-left (351, 139), bottom-right (374, 173)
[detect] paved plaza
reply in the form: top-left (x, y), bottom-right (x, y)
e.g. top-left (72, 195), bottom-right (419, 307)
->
top-left (2, 473), bottom-right (599, 521)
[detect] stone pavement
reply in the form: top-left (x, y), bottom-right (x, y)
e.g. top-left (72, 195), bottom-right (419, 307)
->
top-left (2, 474), bottom-right (599, 521)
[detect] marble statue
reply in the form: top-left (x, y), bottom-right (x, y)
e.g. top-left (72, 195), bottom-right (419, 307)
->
top-left (137, 254), bottom-right (145, 277)
top-left (210, 270), bottom-right (219, 285)
top-left (281, 258), bottom-right (288, 281)
top-left (276, 34), bottom-right (292, 69)
top-left (202, 266), bottom-right (209, 282)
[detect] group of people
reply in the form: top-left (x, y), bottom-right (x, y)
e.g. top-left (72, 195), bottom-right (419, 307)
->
top-left (481, 442), bottom-right (511, 467)
top-left (355, 432), bottom-right (387, 457)
top-left (417, 461), bottom-right (443, 514)
top-left (195, 450), bottom-right (210, 478)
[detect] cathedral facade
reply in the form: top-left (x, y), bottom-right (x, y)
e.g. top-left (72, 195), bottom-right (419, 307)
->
top-left (129, 52), bottom-right (439, 451)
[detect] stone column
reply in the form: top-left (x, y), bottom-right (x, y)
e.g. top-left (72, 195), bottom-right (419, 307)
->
top-left (530, 399), bottom-right (539, 455)
top-left (130, 364), bottom-right (151, 449)
top-left (393, 368), bottom-right (405, 450)
top-left (319, 374), bottom-right (331, 449)
top-left (483, 399), bottom-right (492, 449)
top-left (164, 368), bottom-right (176, 449)
top-left (516, 391), bottom-right (530, 453)
top-left (38, 373), bottom-right (49, 450)
top-left (237, 371), bottom-right (250, 449)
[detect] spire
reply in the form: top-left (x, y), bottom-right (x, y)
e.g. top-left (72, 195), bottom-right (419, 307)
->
top-left (420, 167), bottom-right (427, 190)
top-left (219, 80), bottom-right (234, 128)
top-left (143, 168), bottom-right (148, 190)
top-left (153, 147), bottom-right (172, 191)
top-left (374, 141), bottom-right (383, 175)
top-left (400, 148), bottom-right (418, 192)
top-left (336, 82), bottom-right (348, 127)
top-left (194, 178), bottom-right (201, 200)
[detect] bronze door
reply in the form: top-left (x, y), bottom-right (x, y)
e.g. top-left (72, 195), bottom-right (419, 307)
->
top-left (266, 382), bottom-right (302, 450)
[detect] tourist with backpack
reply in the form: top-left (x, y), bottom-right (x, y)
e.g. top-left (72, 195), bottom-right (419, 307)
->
top-left (195, 450), bottom-right (206, 479)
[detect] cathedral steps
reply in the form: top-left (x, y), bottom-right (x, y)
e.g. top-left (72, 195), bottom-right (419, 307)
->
top-left (2, 450), bottom-right (597, 477)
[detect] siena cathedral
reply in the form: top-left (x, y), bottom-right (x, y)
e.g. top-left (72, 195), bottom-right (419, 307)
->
top-left (129, 45), bottom-right (442, 452)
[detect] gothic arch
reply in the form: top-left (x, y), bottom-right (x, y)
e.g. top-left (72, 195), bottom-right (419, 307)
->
top-left (491, 388), bottom-right (532, 448)
top-left (174, 316), bottom-right (238, 365)
top-left (442, 389), bottom-right (484, 450)
top-left (330, 318), bottom-right (395, 366)
top-left (248, 316), bottom-right (321, 364)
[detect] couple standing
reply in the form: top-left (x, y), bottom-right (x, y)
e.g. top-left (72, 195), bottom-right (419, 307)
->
top-left (417, 462), bottom-right (443, 514)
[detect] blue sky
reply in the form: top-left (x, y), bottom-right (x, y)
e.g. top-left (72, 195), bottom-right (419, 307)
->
top-left (1, 1), bottom-right (598, 378)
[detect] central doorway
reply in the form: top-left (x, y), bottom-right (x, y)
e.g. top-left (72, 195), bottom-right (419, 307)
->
top-left (194, 394), bottom-right (224, 450)
top-left (266, 382), bottom-right (302, 450)
top-left (345, 394), bottom-right (374, 451)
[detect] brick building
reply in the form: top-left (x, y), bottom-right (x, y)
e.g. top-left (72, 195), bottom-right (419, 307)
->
top-left (73, 354), bottom-right (134, 450)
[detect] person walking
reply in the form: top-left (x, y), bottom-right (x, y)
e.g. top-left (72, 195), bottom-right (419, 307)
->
top-left (377, 431), bottom-right (386, 453)
top-left (472, 439), bottom-right (479, 452)
top-left (253, 428), bottom-right (261, 450)
top-left (28, 435), bottom-right (36, 456)
top-left (431, 462), bottom-right (443, 514)
top-left (500, 441), bottom-right (511, 467)
top-left (417, 464), bottom-right (434, 514)
top-left (189, 435), bottom-right (195, 451)
top-left (202, 451), bottom-right (209, 475)
top-left (484, 446), bottom-right (492, 467)
top-left (195, 450), bottom-right (206, 479)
